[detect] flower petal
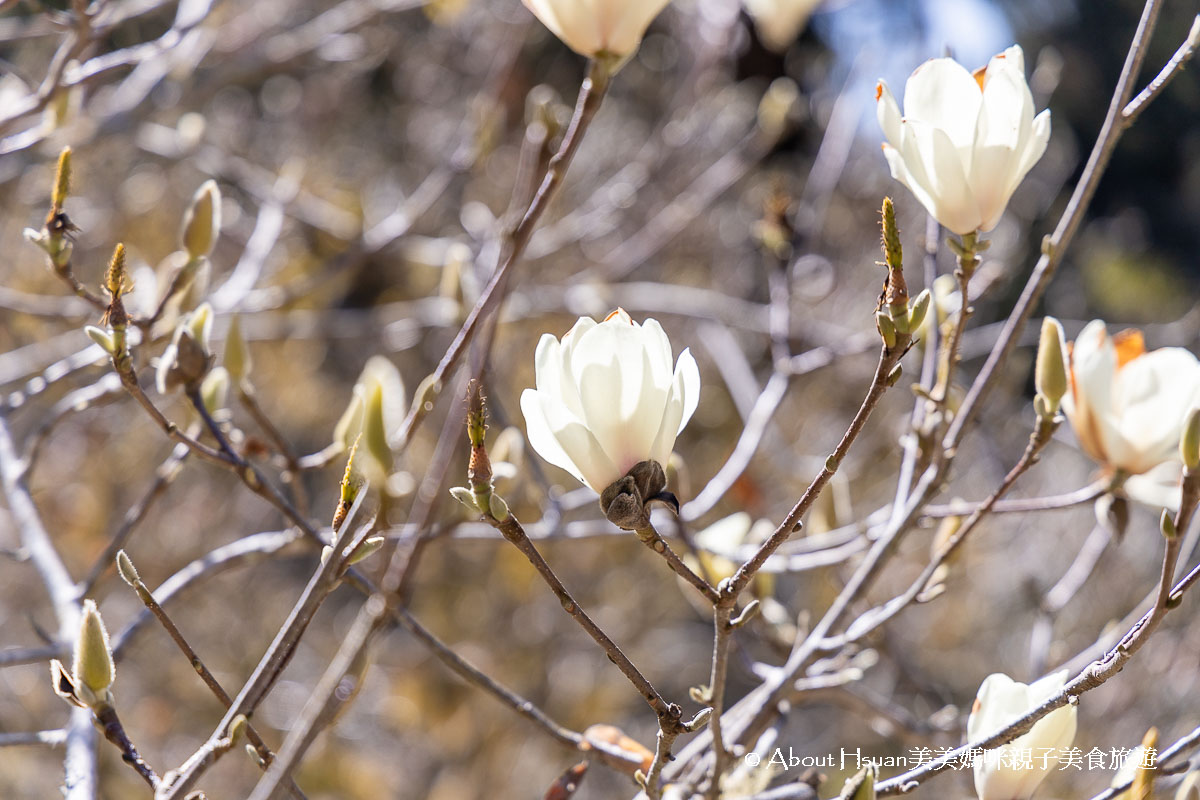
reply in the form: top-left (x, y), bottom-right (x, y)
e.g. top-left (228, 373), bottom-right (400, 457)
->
top-left (521, 388), bottom-right (619, 491)
top-left (903, 57), bottom-right (982, 150)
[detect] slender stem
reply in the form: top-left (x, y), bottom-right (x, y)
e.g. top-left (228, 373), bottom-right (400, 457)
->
top-left (1120, 15), bottom-right (1200, 125)
top-left (725, 341), bottom-right (905, 599)
top-left (394, 57), bottom-right (611, 450)
top-left (154, 494), bottom-right (365, 800)
top-left (644, 726), bottom-right (681, 800)
top-left (814, 414), bottom-right (1059, 654)
top-left (0, 414), bottom-right (97, 798)
top-left (704, 604), bottom-right (734, 800)
top-left (93, 703), bottom-right (160, 789)
top-left (636, 521), bottom-right (720, 604)
top-left (491, 510), bottom-right (682, 728)
top-left (121, 559), bottom-right (305, 798)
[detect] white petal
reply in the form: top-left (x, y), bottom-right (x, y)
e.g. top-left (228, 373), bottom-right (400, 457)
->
top-left (648, 347), bottom-right (700, 467)
top-left (1014, 108), bottom-right (1052, 183)
top-left (875, 80), bottom-right (903, 147)
top-left (600, 0), bottom-right (670, 56)
top-left (521, 388), bottom-right (619, 491)
top-left (1112, 348), bottom-right (1200, 472)
top-left (903, 57), bottom-right (982, 150)
top-left (1125, 461), bottom-right (1185, 511)
top-left (902, 119), bottom-right (981, 234)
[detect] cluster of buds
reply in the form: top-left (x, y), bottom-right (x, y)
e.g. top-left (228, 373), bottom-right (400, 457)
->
top-left (874, 197), bottom-right (930, 351)
top-left (450, 382), bottom-right (511, 522)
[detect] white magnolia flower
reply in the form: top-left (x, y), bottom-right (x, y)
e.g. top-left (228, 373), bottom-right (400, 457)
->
top-left (521, 309), bottom-right (699, 492)
top-left (968, 671), bottom-right (1077, 800)
top-left (876, 45), bottom-right (1051, 235)
top-left (1062, 320), bottom-right (1200, 507)
top-left (742, 0), bottom-right (822, 52)
top-left (523, 0), bottom-right (670, 59)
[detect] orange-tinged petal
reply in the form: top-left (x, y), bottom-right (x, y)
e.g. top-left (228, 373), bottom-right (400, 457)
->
top-left (1113, 328), bottom-right (1146, 369)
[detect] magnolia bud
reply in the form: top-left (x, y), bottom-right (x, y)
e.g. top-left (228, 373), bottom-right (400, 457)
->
top-left (1181, 407), bottom-right (1200, 471)
top-left (116, 550), bottom-right (139, 587)
top-left (223, 314), bottom-right (252, 385)
top-left (1035, 317), bottom-right (1068, 415)
top-left (876, 311), bottom-right (897, 349)
top-left (52, 147), bottom-right (71, 210)
top-left (73, 600), bottom-right (115, 697)
top-left (85, 326), bottom-right (116, 355)
top-left (449, 486), bottom-right (479, 512)
top-left (841, 765), bottom-right (877, 800)
top-left (200, 367), bottom-right (230, 414)
top-left (346, 536), bottom-right (386, 565)
top-left (363, 380), bottom-right (394, 478)
top-left (907, 289), bottom-right (931, 334)
top-left (489, 493), bottom-right (510, 522)
top-left (181, 180), bottom-right (221, 259)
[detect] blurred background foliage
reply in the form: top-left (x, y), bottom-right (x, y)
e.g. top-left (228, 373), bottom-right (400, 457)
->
top-left (1, 0), bottom-right (1198, 797)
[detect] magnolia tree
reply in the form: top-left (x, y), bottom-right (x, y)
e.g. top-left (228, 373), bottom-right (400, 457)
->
top-left (1, 0), bottom-right (1200, 799)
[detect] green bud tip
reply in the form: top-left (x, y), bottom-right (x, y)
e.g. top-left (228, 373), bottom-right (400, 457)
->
top-left (105, 244), bottom-right (127, 299)
top-left (52, 147), bottom-right (72, 211)
top-left (73, 599), bottom-right (115, 694)
top-left (363, 380), bottom-right (394, 477)
top-left (182, 179), bottom-right (222, 259)
top-left (1035, 317), bottom-right (1068, 414)
top-left (116, 550), bottom-right (139, 587)
top-left (1161, 509), bottom-right (1178, 539)
top-left (1181, 406), bottom-right (1200, 471)
top-left (880, 197), bottom-right (902, 273)
top-left (465, 380), bottom-right (488, 448)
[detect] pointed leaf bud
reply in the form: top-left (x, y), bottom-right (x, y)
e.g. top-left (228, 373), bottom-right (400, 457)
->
top-left (1160, 509), bottom-right (1178, 539)
top-left (907, 289), bottom-right (931, 335)
top-left (346, 535), bottom-right (386, 565)
top-left (182, 180), bottom-right (221, 259)
top-left (875, 311), bottom-right (897, 349)
top-left (228, 714), bottom-right (248, 745)
top-left (188, 302), bottom-right (214, 352)
top-left (200, 367), bottom-right (230, 414)
top-left (52, 147), bottom-right (71, 211)
top-left (223, 314), bottom-right (252, 385)
top-left (450, 486), bottom-right (479, 512)
top-left (1035, 317), bottom-right (1068, 415)
top-left (363, 379), bottom-right (394, 478)
top-left (116, 550), bottom-right (140, 587)
top-left (73, 600), bottom-right (115, 696)
top-left (1181, 407), bottom-right (1200, 471)
top-left (841, 765), bottom-right (877, 800)
top-left (85, 326), bottom-right (116, 355)
top-left (489, 493), bottom-right (510, 522)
